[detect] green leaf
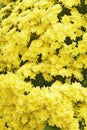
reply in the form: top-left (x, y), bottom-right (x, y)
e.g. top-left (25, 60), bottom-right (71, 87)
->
top-left (44, 125), bottom-right (61, 130)
top-left (82, 80), bottom-right (87, 87)
top-left (0, 3), bottom-right (6, 9)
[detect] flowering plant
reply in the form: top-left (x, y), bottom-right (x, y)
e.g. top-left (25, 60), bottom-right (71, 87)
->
top-left (0, 0), bottom-right (87, 130)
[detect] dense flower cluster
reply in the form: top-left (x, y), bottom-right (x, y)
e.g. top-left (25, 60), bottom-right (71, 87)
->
top-left (0, 73), bottom-right (87, 130)
top-left (0, 0), bottom-right (87, 130)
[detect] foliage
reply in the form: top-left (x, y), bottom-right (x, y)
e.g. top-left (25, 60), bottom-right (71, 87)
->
top-left (44, 124), bottom-right (61, 130)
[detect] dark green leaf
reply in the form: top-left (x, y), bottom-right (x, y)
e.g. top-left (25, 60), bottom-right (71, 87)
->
top-left (44, 125), bottom-right (61, 130)
top-left (0, 3), bottom-right (6, 9)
